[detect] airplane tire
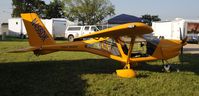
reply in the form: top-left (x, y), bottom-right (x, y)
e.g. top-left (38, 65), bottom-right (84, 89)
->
top-left (162, 64), bottom-right (171, 72)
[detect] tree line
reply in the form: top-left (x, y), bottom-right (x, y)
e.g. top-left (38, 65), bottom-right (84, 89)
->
top-left (12, 0), bottom-right (160, 25)
top-left (12, 0), bottom-right (115, 25)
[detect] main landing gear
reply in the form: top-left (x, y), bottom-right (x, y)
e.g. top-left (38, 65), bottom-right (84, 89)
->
top-left (116, 63), bottom-right (136, 78)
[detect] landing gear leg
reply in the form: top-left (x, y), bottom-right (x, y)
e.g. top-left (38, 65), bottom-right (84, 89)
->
top-left (116, 37), bottom-right (136, 78)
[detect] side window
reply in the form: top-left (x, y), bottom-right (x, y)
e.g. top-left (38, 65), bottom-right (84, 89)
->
top-left (91, 27), bottom-right (97, 31)
top-left (84, 27), bottom-right (89, 31)
top-left (67, 27), bottom-right (81, 31)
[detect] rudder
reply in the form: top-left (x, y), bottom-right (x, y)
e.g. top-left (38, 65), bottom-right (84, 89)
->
top-left (21, 13), bottom-right (55, 47)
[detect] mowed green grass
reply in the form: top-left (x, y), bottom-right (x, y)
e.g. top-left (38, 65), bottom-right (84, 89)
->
top-left (0, 40), bottom-right (199, 96)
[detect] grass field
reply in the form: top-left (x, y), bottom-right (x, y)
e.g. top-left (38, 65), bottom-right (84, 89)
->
top-left (0, 40), bottom-right (199, 96)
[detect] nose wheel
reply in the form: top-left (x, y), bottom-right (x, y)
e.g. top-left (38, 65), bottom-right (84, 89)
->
top-left (162, 64), bottom-right (171, 72)
top-left (162, 60), bottom-right (180, 72)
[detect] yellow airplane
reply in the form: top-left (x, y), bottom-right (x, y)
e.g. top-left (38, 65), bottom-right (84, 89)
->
top-left (10, 13), bottom-right (187, 78)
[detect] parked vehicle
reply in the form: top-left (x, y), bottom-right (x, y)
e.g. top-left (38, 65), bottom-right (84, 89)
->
top-left (65, 25), bottom-right (99, 41)
top-left (152, 18), bottom-right (199, 43)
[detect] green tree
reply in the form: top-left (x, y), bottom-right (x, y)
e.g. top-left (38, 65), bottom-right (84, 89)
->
top-left (63, 0), bottom-right (115, 25)
top-left (12, 0), bottom-right (47, 18)
top-left (141, 14), bottom-right (161, 26)
top-left (45, 0), bottom-right (65, 19)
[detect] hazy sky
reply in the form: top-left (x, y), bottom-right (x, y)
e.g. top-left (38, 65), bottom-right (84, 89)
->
top-left (110, 0), bottom-right (199, 20)
top-left (0, 0), bottom-right (199, 24)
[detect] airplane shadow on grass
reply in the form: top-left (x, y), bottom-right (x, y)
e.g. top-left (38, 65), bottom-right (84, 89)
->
top-left (134, 54), bottom-right (199, 75)
top-left (0, 54), bottom-right (198, 96)
top-left (178, 54), bottom-right (199, 74)
top-left (0, 59), bottom-right (121, 96)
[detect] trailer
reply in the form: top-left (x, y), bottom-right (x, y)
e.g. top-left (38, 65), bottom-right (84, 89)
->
top-left (8, 18), bottom-right (26, 38)
top-left (152, 18), bottom-right (199, 43)
top-left (42, 18), bottom-right (67, 38)
top-left (8, 18), bottom-right (76, 38)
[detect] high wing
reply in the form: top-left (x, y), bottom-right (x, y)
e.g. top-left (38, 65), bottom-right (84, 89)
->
top-left (75, 22), bottom-right (153, 39)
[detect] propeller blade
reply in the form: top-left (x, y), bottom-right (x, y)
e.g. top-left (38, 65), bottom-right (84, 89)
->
top-left (179, 27), bottom-right (187, 66)
top-left (179, 27), bottom-right (183, 55)
top-left (181, 36), bottom-right (188, 45)
top-left (179, 27), bottom-right (183, 40)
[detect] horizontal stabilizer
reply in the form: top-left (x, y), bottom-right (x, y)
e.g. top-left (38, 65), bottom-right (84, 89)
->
top-left (7, 47), bottom-right (39, 53)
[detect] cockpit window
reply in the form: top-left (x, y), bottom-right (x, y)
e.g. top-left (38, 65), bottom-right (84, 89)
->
top-left (142, 34), bottom-right (160, 55)
top-left (143, 34), bottom-right (160, 45)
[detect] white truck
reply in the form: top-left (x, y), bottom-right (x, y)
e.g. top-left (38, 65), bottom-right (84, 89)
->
top-left (65, 25), bottom-right (99, 41)
top-left (152, 18), bottom-right (199, 43)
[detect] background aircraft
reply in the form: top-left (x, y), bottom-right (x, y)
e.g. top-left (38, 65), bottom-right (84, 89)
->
top-left (9, 13), bottom-right (187, 78)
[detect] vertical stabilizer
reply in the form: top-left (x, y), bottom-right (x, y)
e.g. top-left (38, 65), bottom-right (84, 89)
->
top-left (21, 13), bottom-right (55, 47)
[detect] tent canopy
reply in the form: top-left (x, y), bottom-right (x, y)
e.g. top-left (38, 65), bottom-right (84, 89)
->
top-left (108, 14), bottom-right (143, 24)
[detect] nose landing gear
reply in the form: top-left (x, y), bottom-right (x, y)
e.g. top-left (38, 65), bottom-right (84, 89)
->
top-left (162, 60), bottom-right (180, 72)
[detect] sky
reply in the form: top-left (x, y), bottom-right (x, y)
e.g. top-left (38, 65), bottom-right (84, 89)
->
top-left (110, 0), bottom-right (199, 20)
top-left (0, 0), bottom-right (199, 24)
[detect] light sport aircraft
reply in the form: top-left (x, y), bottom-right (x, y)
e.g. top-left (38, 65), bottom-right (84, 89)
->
top-left (10, 13), bottom-right (187, 78)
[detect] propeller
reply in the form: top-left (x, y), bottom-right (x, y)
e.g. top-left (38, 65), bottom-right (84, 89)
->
top-left (180, 28), bottom-right (188, 51)
top-left (179, 27), bottom-right (187, 65)
top-left (179, 28), bottom-right (183, 54)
